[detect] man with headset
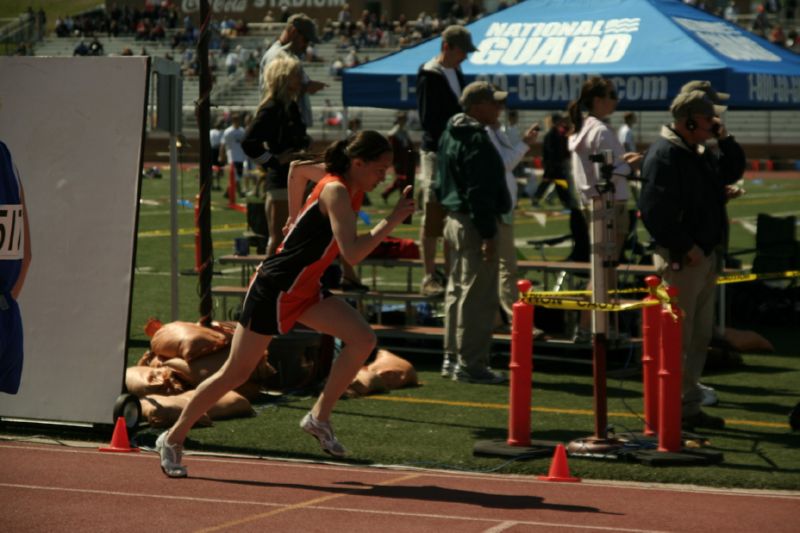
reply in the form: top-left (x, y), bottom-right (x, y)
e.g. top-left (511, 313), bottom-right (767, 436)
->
top-left (640, 86), bottom-right (745, 431)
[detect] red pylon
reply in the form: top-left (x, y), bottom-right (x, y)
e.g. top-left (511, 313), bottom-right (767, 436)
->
top-left (537, 444), bottom-right (580, 482)
top-left (99, 417), bottom-right (140, 453)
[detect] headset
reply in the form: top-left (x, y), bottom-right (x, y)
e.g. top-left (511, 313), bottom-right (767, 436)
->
top-left (686, 117), bottom-right (721, 136)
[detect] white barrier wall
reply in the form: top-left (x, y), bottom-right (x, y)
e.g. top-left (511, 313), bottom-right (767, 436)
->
top-left (0, 57), bottom-right (148, 425)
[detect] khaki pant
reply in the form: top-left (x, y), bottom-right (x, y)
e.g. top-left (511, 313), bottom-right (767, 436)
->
top-left (654, 248), bottom-right (718, 416)
top-left (496, 220), bottom-right (518, 317)
top-left (418, 150), bottom-right (446, 238)
top-left (443, 211), bottom-right (499, 374)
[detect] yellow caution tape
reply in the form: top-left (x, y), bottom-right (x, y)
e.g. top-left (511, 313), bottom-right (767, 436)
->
top-left (520, 293), bottom-right (662, 312)
top-left (716, 270), bottom-right (800, 285)
top-left (519, 268), bottom-right (799, 314)
top-left (532, 287), bottom-right (653, 297)
top-left (523, 270), bottom-right (798, 305)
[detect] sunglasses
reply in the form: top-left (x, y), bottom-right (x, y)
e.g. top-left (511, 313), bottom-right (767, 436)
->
top-left (607, 90), bottom-right (618, 100)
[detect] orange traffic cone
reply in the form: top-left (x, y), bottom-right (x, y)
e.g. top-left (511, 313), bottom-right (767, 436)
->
top-left (99, 417), bottom-right (140, 453)
top-left (537, 444), bottom-right (580, 482)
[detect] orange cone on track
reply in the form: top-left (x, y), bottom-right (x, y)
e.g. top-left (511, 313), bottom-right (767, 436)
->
top-left (99, 417), bottom-right (140, 453)
top-left (537, 444), bottom-right (580, 482)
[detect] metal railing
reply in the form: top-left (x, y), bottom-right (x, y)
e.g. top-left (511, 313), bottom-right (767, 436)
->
top-left (0, 14), bottom-right (39, 56)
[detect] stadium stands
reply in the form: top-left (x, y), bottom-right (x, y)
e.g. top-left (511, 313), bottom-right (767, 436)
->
top-left (29, 26), bottom-right (800, 163)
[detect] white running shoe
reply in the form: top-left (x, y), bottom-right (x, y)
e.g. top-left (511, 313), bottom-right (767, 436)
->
top-left (300, 412), bottom-right (347, 457)
top-left (155, 431), bottom-right (187, 478)
top-left (699, 383), bottom-right (719, 407)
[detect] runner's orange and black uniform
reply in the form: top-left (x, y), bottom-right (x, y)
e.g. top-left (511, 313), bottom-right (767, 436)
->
top-left (238, 174), bottom-right (363, 335)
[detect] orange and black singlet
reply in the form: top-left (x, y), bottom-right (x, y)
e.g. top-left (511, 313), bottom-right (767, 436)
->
top-left (238, 174), bottom-right (363, 335)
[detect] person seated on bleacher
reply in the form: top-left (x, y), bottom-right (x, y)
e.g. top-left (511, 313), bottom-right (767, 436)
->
top-left (73, 40), bottom-right (89, 56)
top-left (343, 46), bottom-right (361, 67)
top-left (329, 58), bottom-right (344, 78)
top-left (321, 20), bottom-right (336, 42)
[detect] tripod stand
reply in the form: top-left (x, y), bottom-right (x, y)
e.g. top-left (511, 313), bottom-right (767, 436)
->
top-left (568, 148), bottom-right (626, 455)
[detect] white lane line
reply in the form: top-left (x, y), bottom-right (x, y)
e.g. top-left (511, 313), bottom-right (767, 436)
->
top-left (2, 442), bottom-right (799, 500)
top-left (482, 521), bottom-right (518, 532)
top-left (0, 483), bottom-right (668, 533)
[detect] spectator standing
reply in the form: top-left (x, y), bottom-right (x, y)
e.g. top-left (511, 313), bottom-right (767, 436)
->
top-left (209, 117), bottom-right (225, 190)
top-left (723, 1), bottom-right (738, 23)
top-left (259, 14), bottom-right (326, 130)
top-left (639, 86), bottom-right (745, 430)
top-left (221, 114), bottom-right (247, 198)
top-left (243, 55), bottom-right (311, 257)
top-left (435, 82), bottom-right (511, 384)
top-left (486, 105), bottom-right (540, 321)
top-left (225, 49), bottom-right (239, 75)
top-left (532, 112), bottom-right (572, 209)
top-left (568, 77), bottom-right (640, 261)
top-left (416, 25), bottom-right (476, 297)
top-left (380, 111), bottom-right (414, 202)
top-left (256, 15), bottom-right (327, 256)
top-left (567, 77), bottom-right (641, 342)
top-left (0, 141), bottom-right (32, 395)
top-left (618, 111), bottom-right (637, 153)
top-left (752, 4), bottom-right (771, 36)
top-left (618, 111), bottom-right (640, 203)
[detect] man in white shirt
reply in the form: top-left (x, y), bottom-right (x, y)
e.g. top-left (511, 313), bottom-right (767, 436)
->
top-left (220, 114), bottom-right (247, 197)
top-left (486, 108), bottom-right (539, 320)
top-left (258, 14), bottom-right (326, 129)
top-left (617, 111), bottom-right (637, 153)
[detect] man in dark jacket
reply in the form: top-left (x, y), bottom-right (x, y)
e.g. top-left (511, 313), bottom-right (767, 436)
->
top-left (416, 25), bottom-right (476, 297)
top-left (640, 87), bottom-right (745, 430)
top-left (435, 81), bottom-right (511, 384)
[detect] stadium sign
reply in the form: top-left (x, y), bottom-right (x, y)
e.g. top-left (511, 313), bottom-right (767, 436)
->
top-left (180, 0), bottom-right (347, 12)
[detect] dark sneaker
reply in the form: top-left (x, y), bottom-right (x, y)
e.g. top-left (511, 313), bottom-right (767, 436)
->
top-left (453, 367), bottom-right (508, 385)
top-left (155, 431), bottom-right (187, 478)
top-left (341, 279), bottom-right (370, 293)
top-left (432, 269), bottom-right (448, 287)
top-left (300, 412), bottom-right (347, 457)
top-left (682, 410), bottom-right (726, 431)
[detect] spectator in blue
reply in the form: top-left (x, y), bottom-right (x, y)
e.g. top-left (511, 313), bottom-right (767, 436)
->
top-left (0, 141), bottom-right (32, 395)
top-left (73, 40), bottom-right (89, 56)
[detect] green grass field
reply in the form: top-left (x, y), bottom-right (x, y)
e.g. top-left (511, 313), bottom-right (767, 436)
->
top-left (123, 170), bottom-right (800, 491)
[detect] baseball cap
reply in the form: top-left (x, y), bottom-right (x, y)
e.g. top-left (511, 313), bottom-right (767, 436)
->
top-left (680, 80), bottom-right (729, 105)
top-left (442, 25), bottom-right (477, 53)
top-left (459, 81), bottom-right (508, 108)
top-left (289, 13), bottom-right (320, 43)
top-left (669, 90), bottom-right (718, 119)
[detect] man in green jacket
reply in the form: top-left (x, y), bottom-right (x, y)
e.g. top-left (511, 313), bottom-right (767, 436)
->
top-left (435, 81), bottom-right (511, 384)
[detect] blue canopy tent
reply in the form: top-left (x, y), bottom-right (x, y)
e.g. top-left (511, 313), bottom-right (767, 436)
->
top-left (342, 0), bottom-right (800, 110)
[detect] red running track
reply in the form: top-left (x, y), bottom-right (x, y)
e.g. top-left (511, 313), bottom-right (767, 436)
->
top-left (1, 441), bottom-right (798, 532)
